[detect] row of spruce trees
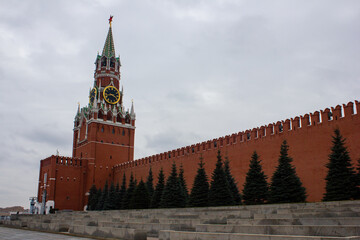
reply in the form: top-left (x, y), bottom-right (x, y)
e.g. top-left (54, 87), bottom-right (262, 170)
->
top-left (87, 129), bottom-right (360, 210)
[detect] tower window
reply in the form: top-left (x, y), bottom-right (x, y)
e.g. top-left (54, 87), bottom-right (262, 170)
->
top-left (107, 112), bottom-right (112, 121)
top-left (98, 111), bottom-right (104, 120)
top-left (122, 130), bottom-right (125, 136)
top-left (125, 115), bottom-right (130, 124)
top-left (101, 127), bottom-right (104, 132)
top-left (101, 57), bottom-right (107, 67)
top-left (112, 128), bottom-right (115, 134)
top-left (110, 58), bottom-right (115, 68)
top-left (117, 115), bottom-right (122, 123)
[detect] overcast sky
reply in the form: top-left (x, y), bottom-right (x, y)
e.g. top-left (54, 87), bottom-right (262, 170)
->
top-left (0, 0), bottom-right (359, 208)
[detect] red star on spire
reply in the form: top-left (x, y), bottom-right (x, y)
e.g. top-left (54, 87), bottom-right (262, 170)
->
top-left (109, 15), bottom-right (113, 25)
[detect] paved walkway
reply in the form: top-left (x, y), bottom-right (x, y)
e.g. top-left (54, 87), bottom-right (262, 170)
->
top-left (0, 226), bottom-right (93, 240)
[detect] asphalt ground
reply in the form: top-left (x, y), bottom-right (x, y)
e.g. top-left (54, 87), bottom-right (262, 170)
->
top-left (0, 226), bottom-right (93, 240)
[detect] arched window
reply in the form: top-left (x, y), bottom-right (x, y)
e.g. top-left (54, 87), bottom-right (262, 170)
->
top-left (125, 114), bottom-right (130, 124)
top-left (117, 114), bottom-right (122, 123)
top-left (98, 110), bottom-right (104, 120)
top-left (110, 57), bottom-right (115, 68)
top-left (101, 57), bottom-right (107, 67)
top-left (107, 111), bottom-right (112, 121)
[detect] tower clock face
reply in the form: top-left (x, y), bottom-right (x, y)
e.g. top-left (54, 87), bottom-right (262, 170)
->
top-left (89, 88), bottom-right (97, 103)
top-left (103, 86), bottom-right (120, 104)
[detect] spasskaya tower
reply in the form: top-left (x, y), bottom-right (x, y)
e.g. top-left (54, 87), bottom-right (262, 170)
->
top-left (72, 16), bottom-right (135, 190)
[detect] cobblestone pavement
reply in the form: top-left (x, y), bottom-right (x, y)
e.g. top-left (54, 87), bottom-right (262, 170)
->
top-left (0, 226), bottom-right (93, 240)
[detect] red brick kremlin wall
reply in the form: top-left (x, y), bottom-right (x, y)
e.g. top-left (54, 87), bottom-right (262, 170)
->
top-left (113, 101), bottom-right (360, 202)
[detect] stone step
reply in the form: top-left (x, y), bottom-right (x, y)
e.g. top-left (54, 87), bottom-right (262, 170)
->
top-left (228, 217), bottom-right (360, 226)
top-left (159, 230), bottom-right (360, 240)
top-left (78, 205), bottom-right (360, 221)
top-left (69, 225), bottom-right (146, 240)
top-left (254, 212), bottom-right (360, 219)
top-left (111, 217), bottom-right (203, 225)
top-left (122, 222), bottom-right (196, 237)
top-left (277, 207), bottom-right (360, 214)
top-left (59, 202), bottom-right (360, 221)
top-left (26, 221), bottom-right (70, 232)
top-left (196, 210), bottom-right (253, 219)
top-left (195, 224), bottom-right (360, 237)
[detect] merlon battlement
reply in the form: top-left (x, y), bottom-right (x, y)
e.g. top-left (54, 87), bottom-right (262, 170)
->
top-left (113, 100), bottom-right (359, 171)
top-left (40, 155), bottom-right (85, 167)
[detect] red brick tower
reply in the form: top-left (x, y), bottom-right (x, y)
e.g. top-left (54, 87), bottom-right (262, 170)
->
top-left (72, 18), bottom-right (136, 191)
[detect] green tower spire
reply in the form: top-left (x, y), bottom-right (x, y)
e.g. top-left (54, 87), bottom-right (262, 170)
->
top-left (102, 16), bottom-right (115, 58)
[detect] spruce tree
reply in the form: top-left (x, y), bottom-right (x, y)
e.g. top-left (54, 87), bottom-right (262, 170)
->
top-left (96, 181), bottom-right (109, 211)
top-left (160, 163), bottom-right (187, 208)
top-left (94, 187), bottom-right (102, 210)
top-left (224, 157), bottom-right (242, 205)
top-left (96, 181), bottom-right (109, 210)
top-left (114, 182), bottom-right (120, 210)
top-left (178, 164), bottom-right (189, 204)
top-left (150, 168), bottom-right (165, 208)
top-left (122, 173), bottom-right (136, 209)
top-left (103, 182), bottom-right (116, 210)
top-left (116, 173), bottom-right (127, 209)
top-left (146, 167), bottom-right (154, 199)
top-left (323, 129), bottom-right (358, 201)
top-left (242, 151), bottom-right (269, 205)
top-left (356, 159), bottom-right (360, 199)
top-left (189, 156), bottom-right (209, 207)
top-left (269, 140), bottom-right (306, 203)
top-left (130, 179), bottom-right (150, 209)
top-left (209, 151), bottom-right (234, 206)
top-left (87, 184), bottom-right (98, 210)
top-left (102, 181), bottom-right (109, 209)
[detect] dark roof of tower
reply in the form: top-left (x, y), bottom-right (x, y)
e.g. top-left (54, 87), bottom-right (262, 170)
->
top-left (101, 26), bottom-right (116, 58)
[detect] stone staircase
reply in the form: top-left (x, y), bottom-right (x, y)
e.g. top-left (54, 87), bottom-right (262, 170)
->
top-left (2, 200), bottom-right (360, 240)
